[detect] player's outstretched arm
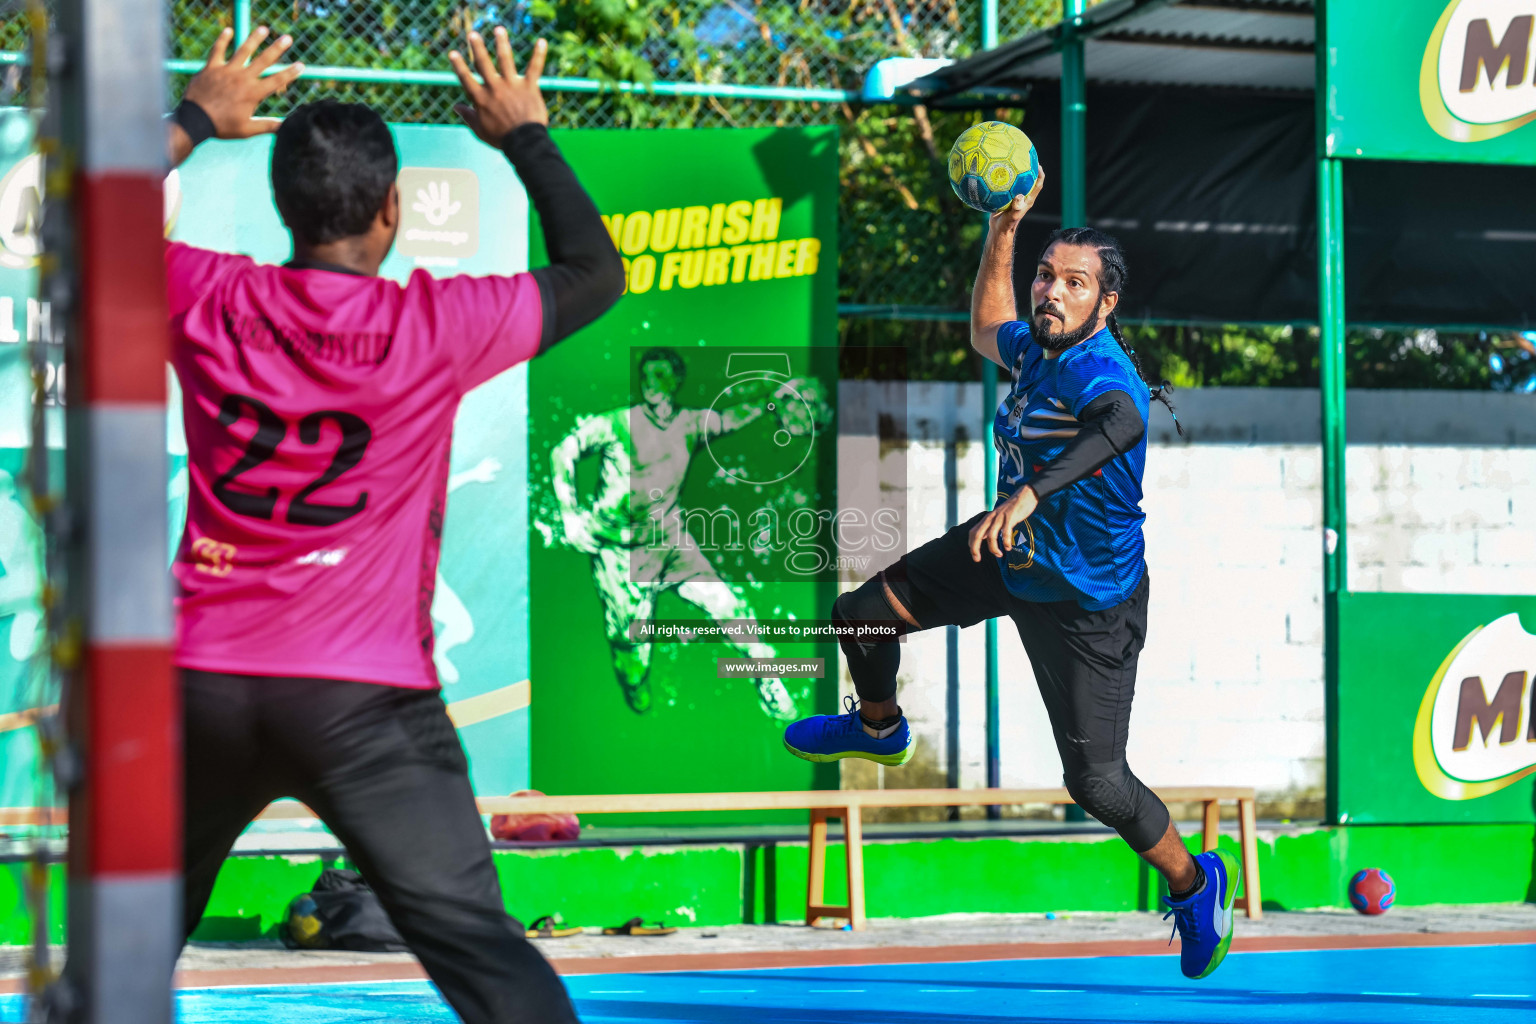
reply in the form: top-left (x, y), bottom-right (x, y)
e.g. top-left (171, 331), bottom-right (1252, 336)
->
top-left (167, 26), bottom-right (304, 168)
top-left (970, 172), bottom-right (1043, 366)
top-left (705, 377), bottom-right (778, 437)
top-left (450, 29), bottom-right (624, 353)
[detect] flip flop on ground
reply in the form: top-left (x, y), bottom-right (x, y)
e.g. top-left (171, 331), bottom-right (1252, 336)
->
top-left (602, 917), bottom-right (677, 936)
top-left (525, 915), bottom-right (583, 938)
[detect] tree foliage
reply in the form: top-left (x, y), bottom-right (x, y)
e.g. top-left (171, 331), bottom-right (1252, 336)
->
top-left (1123, 323), bottom-right (1529, 392)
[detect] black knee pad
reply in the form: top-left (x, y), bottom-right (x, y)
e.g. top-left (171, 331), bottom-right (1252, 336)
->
top-left (832, 580), bottom-right (898, 626)
top-left (1063, 759), bottom-right (1168, 853)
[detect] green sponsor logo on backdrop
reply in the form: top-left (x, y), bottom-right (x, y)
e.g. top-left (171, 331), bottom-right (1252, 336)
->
top-left (1420, 0), bottom-right (1536, 141)
top-left (1326, 0), bottom-right (1536, 163)
top-left (1411, 613), bottom-right (1536, 800)
top-left (1337, 592), bottom-right (1536, 823)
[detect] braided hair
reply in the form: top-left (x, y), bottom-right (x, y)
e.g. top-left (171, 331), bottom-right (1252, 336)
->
top-left (1037, 227), bottom-right (1183, 437)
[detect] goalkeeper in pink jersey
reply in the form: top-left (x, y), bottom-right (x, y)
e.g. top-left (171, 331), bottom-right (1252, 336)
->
top-left (164, 25), bottom-right (622, 1023)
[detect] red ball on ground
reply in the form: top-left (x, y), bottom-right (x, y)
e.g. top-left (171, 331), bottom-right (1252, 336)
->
top-left (1348, 868), bottom-right (1396, 915)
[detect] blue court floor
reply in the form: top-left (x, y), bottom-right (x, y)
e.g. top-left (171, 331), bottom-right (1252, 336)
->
top-left (5, 943), bottom-right (1535, 1022)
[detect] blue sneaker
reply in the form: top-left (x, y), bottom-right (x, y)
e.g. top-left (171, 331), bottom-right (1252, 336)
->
top-left (783, 696), bottom-right (913, 766)
top-left (1162, 849), bottom-right (1240, 979)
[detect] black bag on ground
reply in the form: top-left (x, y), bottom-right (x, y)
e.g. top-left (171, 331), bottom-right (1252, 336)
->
top-left (281, 867), bottom-right (409, 952)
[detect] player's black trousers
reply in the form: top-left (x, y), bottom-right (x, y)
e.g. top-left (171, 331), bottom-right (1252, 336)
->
top-left (832, 512), bottom-right (1170, 853)
top-left (181, 670), bottom-right (580, 1024)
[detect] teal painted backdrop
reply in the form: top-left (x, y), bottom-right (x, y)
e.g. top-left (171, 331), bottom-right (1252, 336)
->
top-left (169, 126), bottom-right (536, 797)
top-left (0, 109), bottom-right (56, 816)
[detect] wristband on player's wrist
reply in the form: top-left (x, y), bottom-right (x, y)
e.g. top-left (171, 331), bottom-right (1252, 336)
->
top-left (498, 122), bottom-right (550, 158)
top-left (173, 99), bottom-right (217, 148)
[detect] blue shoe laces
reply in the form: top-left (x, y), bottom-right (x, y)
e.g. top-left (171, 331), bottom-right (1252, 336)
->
top-left (1162, 894), bottom-right (1203, 947)
top-left (825, 694), bottom-right (865, 736)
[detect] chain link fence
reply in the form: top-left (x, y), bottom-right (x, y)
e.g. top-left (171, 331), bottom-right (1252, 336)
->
top-left (1000, 0), bottom-right (1064, 44)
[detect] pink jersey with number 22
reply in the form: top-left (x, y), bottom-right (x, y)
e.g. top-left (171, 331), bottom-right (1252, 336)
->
top-left (167, 242), bottom-right (542, 688)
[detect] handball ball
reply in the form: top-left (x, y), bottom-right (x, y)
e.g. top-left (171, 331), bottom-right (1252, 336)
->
top-left (282, 894), bottom-right (325, 948)
top-left (1348, 868), bottom-right (1396, 915)
top-left (948, 121), bottom-right (1040, 213)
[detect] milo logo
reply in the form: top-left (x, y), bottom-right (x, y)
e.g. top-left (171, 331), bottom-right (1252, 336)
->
top-left (1413, 613), bottom-right (1536, 799)
top-left (1421, 1), bottom-right (1536, 141)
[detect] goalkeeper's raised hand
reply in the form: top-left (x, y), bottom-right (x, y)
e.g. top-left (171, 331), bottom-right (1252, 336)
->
top-left (449, 27), bottom-right (549, 146)
top-left (170, 26), bottom-right (304, 166)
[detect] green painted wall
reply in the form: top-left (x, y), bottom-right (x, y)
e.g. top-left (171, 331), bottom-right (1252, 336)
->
top-left (3, 823), bottom-right (1532, 944)
top-left (0, 861), bottom-right (63, 946)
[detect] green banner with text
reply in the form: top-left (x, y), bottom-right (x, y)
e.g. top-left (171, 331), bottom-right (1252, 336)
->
top-left (527, 128), bottom-right (842, 812)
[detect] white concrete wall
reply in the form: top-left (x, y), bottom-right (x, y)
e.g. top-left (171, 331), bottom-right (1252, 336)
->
top-left (837, 384), bottom-right (1536, 811)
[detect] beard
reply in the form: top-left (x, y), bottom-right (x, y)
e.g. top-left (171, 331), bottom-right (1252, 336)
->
top-left (1031, 303), bottom-right (1101, 353)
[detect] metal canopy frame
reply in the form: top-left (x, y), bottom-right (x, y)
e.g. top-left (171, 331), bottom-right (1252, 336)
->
top-left (913, 0), bottom-right (1316, 101)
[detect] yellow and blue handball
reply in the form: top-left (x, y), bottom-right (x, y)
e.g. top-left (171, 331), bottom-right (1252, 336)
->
top-left (948, 121), bottom-right (1040, 213)
top-left (282, 894), bottom-right (325, 949)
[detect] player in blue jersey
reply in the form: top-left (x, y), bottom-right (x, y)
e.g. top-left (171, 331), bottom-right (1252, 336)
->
top-left (783, 190), bottom-right (1239, 980)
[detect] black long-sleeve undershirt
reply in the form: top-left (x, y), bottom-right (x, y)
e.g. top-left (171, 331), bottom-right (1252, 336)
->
top-left (500, 124), bottom-right (625, 352)
top-left (1025, 389), bottom-right (1146, 500)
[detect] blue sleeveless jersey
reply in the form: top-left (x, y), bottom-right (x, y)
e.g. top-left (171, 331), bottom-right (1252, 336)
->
top-left (992, 321), bottom-right (1149, 610)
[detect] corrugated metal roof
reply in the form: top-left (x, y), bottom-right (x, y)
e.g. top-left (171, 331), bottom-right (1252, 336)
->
top-left (1093, 40), bottom-right (1311, 88)
top-left (1117, 2), bottom-right (1315, 48)
top-left (913, 0), bottom-right (1318, 98)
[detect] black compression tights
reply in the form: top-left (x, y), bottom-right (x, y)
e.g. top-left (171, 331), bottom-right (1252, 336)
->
top-left (831, 575), bottom-right (915, 705)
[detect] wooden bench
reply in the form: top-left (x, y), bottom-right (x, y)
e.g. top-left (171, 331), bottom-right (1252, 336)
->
top-left (258, 785), bottom-right (1263, 930)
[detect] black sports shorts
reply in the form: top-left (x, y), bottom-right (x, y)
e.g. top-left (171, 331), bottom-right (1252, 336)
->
top-left (859, 512), bottom-right (1167, 851)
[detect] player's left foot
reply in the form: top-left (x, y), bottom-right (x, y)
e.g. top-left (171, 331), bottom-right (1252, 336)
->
top-left (782, 696), bottom-right (913, 766)
top-left (1162, 848), bottom-right (1240, 979)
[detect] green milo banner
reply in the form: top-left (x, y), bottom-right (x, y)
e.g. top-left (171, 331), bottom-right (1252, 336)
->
top-left (1324, 0), bottom-right (1536, 163)
top-left (1337, 592), bottom-right (1536, 824)
top-left (527, 128), bottom-right (841, 809)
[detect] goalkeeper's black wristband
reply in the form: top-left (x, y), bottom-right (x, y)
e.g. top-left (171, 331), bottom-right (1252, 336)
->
top-left (173, 99), bottom-right (217, 148)
top-left (502, 123), bottom-right (625, 352)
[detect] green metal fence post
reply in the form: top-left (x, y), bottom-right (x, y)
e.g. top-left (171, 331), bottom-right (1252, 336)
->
top-left (1059, 0), bottom-right (1089, 823)
top-left (982, 363), bottom-right (1001, 816)
top-left (1316, 0), bottom-right (1347, 825)
top-left (1060, 0), bottom-right (1087, 229)
top-left (980, 0), bottom-right (1002, 818)
top-left (233, 0), bottom-right (252, 44)
top-left (1319, 155), bottom-right (1347, 823)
